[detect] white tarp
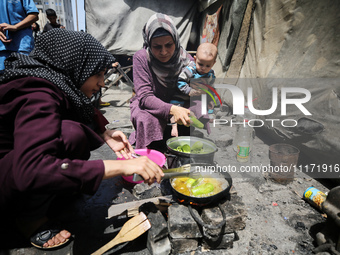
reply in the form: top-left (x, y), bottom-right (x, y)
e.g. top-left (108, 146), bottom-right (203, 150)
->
top-left (85, 0), bottom-right (197, 55)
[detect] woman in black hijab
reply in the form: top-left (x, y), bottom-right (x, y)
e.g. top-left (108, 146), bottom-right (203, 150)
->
top-left (0, 29), bottom-right (163, 249)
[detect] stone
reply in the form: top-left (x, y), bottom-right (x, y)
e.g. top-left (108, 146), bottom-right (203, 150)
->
top-left (214, 133), bottom-right (233, 148)
top-left (147, 210), bottom-right (168, 242)
top-left (202, 232), bottom-right (235, 250)
top-left (201, 195), bottom-right (246, 234)
top-left (215, 111), bottom-right (231, 119)
top-left (147, 236), bottom-right (171, 255)
top-left (170, 238), bottom-right (199, 254)
top-left (111, 188), bottom-right (136, 204)
top-left (133, 182), bottom-right (162, 199)
top-left (168, 204), bottom-right (202, 239)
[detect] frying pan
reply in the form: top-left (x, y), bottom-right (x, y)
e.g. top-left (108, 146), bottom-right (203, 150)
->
top-left (169, 163), bottom-right (233, 206)
top-left (169, 163), bottom-right (233, 239)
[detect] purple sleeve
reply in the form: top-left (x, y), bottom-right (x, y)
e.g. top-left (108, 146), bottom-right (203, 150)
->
top-left (133, 49), bottom-right (173, 120)
top-left (10, 82), bottom-right (104, 195)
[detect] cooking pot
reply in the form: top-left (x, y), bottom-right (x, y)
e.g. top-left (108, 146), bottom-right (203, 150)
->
top-left (169, 163), bottom-right (233, 240)
top-left (166, 136), bottom-right (218, 168)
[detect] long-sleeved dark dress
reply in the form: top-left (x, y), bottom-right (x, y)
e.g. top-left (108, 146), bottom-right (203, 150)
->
top-left (0, 77), bottom-right (106, 211)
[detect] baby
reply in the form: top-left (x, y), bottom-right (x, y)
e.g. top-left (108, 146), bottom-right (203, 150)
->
top-left (170, 42), bottom-right (218, 136)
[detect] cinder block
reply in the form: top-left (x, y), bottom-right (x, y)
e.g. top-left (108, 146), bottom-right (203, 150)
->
top-left (201, 195), bottom-right (246, 234)
top-left (202, 232), bottom-right (235, 250)
top-left (148, 210), bottom-right (168, 242)
top-left (168, 204), bottom-right (202, 239)
top-left (147, 236), bottom-right (171, 255)
top-left (214, 133), bottom-right (233, 148)
top-left (170, 238), bottom-right (199, 254)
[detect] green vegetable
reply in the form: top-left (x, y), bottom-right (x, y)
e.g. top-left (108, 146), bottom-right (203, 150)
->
top-left (191, 141), bottom-right (203, 153)
top-left (181, 144), bottom-right (191, 153)
top-left (175, 146), bottom-right (183, 152)
top-left (192, 183), bottom-right (214, 196)
top-left (190, 116), bottom-right (204, 129)
top-left (186, 178), bottom-right (198, 188)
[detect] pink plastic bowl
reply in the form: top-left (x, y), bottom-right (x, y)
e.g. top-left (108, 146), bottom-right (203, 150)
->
top-left (118, 148), bottom-right (166, 184)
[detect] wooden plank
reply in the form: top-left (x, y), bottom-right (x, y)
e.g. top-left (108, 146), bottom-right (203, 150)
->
top-left (107, 195), bottom-right (173, 219)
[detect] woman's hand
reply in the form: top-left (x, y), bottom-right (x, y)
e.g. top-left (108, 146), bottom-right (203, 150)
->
top-left (170, 105), bottom-right (191, 126)
top-left (103, 157), bottom-right (164, 184)
top-left (102, 129), bottom-right (134, 159)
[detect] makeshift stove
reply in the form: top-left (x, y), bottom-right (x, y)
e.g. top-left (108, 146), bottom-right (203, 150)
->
top-left (104, 136), bottom-right (247, 254)
top-left (313, 186), bottom-right (340, 254)
top-left (107, 178), bottom-right (247, 255)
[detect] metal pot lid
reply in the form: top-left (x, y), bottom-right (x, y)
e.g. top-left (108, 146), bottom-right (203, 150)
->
top-left (166, 136), bottom-right (218, 156)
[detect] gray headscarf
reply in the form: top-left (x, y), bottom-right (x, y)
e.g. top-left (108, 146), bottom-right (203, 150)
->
top-left (142, 13), bottom-right (191, 88)
top-left (0, 29), bottom-right (115, 124)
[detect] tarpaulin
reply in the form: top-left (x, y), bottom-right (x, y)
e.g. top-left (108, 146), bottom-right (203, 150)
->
top-left (85, 0), bottom-right (197, 55)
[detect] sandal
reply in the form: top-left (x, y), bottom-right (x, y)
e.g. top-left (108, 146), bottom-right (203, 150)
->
top-left (30, 228), bottom-right (70, 249)
top-left (100, 102), bottom-right (110, 107)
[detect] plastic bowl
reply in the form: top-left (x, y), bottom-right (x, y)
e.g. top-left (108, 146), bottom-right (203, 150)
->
top-left (118, 148), bottom-right (166, 184)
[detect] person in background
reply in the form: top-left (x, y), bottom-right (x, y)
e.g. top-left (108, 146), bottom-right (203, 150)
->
top-left (43, 8), bottom-right (65, 33)
top-left (0, 0), bottom-right (39, 72)
top-left (0, 29), bottom-right (163, 250)
top-left (129, 13), bottom-right (211, 151)
top-left (170, 42), bottom-right (217, 137)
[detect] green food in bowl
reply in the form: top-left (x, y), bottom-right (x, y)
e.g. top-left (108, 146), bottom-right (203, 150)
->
top-left (191, 141), bottom-right (203, 153)
top-left (173, 141), bottom-right (206, 154)
top-left (181, 144), bottom-right (191, 153)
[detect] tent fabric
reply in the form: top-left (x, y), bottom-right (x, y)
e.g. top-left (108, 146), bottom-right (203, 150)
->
top-left (85, 0), bottom-right (197, 56)
top-left (217, 0), bottom-right (249, 72)
top-left (221, 0), bottom-right (340, 166)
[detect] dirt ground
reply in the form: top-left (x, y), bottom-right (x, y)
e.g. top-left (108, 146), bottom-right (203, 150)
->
top-left (1, 83), bottom-right (336, 255)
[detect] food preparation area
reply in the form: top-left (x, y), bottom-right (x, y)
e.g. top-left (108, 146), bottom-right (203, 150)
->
top-left (3, 84), bottom-right (335, 255)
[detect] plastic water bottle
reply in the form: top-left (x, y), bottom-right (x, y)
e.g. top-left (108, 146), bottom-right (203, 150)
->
top-left (234, 120), bottom-right (254, 162)
top-left (232, 104), bottom-right (255, 153)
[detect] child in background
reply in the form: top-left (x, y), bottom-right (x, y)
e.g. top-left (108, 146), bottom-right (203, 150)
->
top-left (170, 42), bottom-right (217, 137)
top-left (43, 8), bottom-right (65, 33)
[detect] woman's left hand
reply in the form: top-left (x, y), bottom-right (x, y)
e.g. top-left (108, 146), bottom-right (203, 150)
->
top-left (102, 130), bottom-right (135, 159)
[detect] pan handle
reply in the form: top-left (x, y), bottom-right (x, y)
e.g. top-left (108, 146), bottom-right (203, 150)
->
top-left (163, 152), bottom-right (176, 158)
top-left (164, 152), bottom-right (178, 169)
